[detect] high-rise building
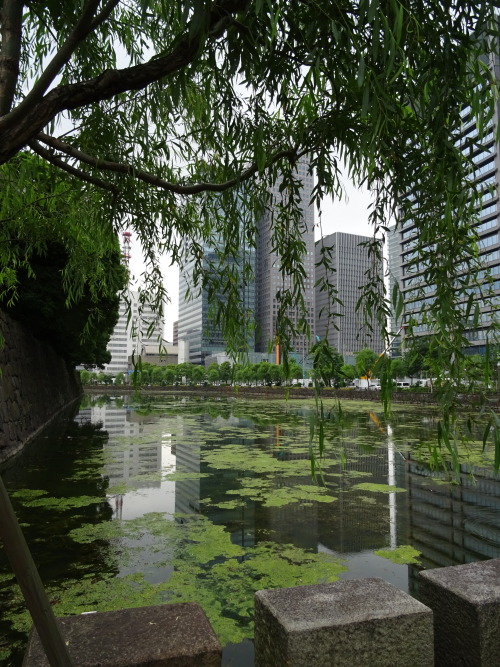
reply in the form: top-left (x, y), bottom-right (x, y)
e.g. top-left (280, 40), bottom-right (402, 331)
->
top-left (101, 232), bottom-right (165, 375)
top-left (255, 161), bottom-right (315, 357)
top-left (103, 290), bottom-right (164, 375)
top-left (386, 225), bottom-right (404, 356)
top-left (315, 232), bottom-right (384, 361)
top-left (178, 233), bottom-right (256, 366)
top-left (172, 320), bottom-right (178, 346)
top-left (177, 165), bottom-right (315, 366)
top-left (392, 40), bottom-right (500, 355)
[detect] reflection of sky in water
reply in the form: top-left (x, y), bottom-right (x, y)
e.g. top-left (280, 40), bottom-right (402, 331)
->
top-left (113, 483), bottom-right (176, 521)
top-left (3, 396), bottom-right (500, 666)
top-left (319, 544), bottom-right (410, 591)
top-left (84, 395), bottom-right (500, 589)
top-left (111, 443), bottom-right (177, 521)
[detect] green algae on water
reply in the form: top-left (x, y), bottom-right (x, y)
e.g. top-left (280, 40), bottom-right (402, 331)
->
top-left (9, 489), bottom-right (49, 501)
top-left (63, 511), bottom-right (346, 647)
top-left (374, 545), bottom-right (422, 565)
top-left (352, 483), bottom-right (407, 494)
top-left (22, 495), bottom-right (105, 510)
top-left (163, 471), bottom-right (211, 481)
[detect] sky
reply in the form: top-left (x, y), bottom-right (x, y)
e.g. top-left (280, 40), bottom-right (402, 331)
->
top-left (128, 178), bottom-right (375, 342)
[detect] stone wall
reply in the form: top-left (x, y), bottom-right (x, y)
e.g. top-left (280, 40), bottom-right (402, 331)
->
top-left (0, 310), bottom-right (82, 462)
top-left (83, 383), bottom-right (491, 406)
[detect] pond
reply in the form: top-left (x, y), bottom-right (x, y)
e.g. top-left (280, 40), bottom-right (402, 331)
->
top-left (1, 393), bottom-right (500, 665)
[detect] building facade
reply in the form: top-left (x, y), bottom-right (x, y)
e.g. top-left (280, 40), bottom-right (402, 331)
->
top-left (255, 161), bottom-right (315, 358)
top-left (315, 231), bottom-right (385, 361)
top-left (386, 225), bottom-right (404, 356)
top-left (178, 236), bottom-right (256, 366)
top-left (392, 42), bottom-right (500, 356)
top-left (103, 290), bottom-right (165, 375)
top-left (172, 320), bottom-right (178, 346)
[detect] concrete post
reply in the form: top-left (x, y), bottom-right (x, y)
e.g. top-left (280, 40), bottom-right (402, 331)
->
top-left (419, 558), bottom-right (500, 667)
top-left (254, 578), bottom-right (434, 666)
top-left (23, 603), bottom-right (222, 666)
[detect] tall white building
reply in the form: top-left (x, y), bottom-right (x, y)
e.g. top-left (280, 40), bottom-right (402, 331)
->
top-left (103, 290), bottom-right (164, 375)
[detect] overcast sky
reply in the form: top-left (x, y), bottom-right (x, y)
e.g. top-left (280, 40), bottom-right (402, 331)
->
top-left (128, 178), bottom-right (375, 341)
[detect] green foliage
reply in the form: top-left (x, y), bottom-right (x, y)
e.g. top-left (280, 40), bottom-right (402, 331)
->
top-left (1, 0), bottom-right (499, 466)
top-left (207, 362), bottom-right (220, 384)
top-left (219, 361), bottom-right (232, 385)
top-left (80, 369), bottom-right (91, 384)
top-left (402, 336), bottom-right (439, 378)
top-left (355, 348), bottom-right (379, 378)
top-left (191, 365), bottom-right (206, 383)
top-left (341, 364), bottom-right (357, 381)
top-left (3, 241), bottom-right (126, 366)
top-left (1, 155), bottom-right (128, 366)
top-left (115, 372), bottom-right (125, 385)
top-left (311, 339), bottom-right (344, 387)
top-left (390, 358), bottom-right (408, 380)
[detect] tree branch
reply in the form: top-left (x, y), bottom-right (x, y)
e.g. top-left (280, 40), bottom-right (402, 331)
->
top-left (0, 0), bottom-right (23, 115)
top-left (29, 140), bottom-right (119, 194)
top-left (36, 131), bottom-right (302, 195)
top-left (88, 0), bottom-right (121, 32)
top-left (0, 0), bottom-right (250, 163)
top-left (5, 0), bottom-right (120, 126)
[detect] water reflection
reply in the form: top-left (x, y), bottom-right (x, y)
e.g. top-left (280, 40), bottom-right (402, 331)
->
top-left (2, 395), bottom-right (500, 666)
top-left (0, 416), bottom-right (118, 665)
top-left (78, 395), bottom-right (500, 583)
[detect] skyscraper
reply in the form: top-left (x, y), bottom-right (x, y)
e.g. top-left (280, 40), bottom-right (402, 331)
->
top-left (386, 224), bottom-right (404, 356)
top-left (178, 230), bottom-right (256, 365)
top-left (392, 40), bottom-right (500, 355)
top-left (103, 290), bottom-right (165, 375)
top-left (255, 161), bottom-right (315, 358)
top-left (315, 231), bottom-right (384, 361)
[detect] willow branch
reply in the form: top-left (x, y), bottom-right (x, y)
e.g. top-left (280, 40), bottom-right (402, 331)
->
top-left (0, 0), bottom-right (250, 163)
top-left (36, 131), bottom-right (303, 194)
top-left (0, 188), bottom-right (74, 225)
top-left (6, 0), bottom-right (120, 126)
top-left (29, 140), bottom-right (119, 194)
top-left (0, 0), bottom-right (23, 115)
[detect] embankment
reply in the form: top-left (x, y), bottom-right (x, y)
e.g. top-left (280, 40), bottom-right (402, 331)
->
top-left (0, 310), bottom-right (82, 462)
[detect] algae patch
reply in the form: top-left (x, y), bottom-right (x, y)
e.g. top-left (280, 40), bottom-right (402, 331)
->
top-left (374, 545), bottom-right (422, 565)
top-left (352, 483), bottom-right (407, 494)
top-left (63, 512), bottom-right (345, 646)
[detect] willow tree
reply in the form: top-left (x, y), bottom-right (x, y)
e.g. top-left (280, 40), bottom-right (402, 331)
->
top-left (1, 1), bottom-right (499, 460)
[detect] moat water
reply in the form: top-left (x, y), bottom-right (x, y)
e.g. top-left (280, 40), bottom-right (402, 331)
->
top-left (1, 393), bottom-right (500, 665)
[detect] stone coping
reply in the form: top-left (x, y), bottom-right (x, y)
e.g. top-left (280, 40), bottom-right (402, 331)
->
top-left (23, 603), bottom-right (222, 667)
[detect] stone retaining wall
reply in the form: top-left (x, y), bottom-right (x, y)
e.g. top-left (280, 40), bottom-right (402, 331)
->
top-left (84, 383), bottom-right (496, 406)
top-left (0, 310), bottom-right (82, 462)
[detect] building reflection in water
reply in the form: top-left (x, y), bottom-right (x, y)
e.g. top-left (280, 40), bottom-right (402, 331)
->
top-left (74, 399), bottom-right (500, 596)
top-left (75, 398), bottom-right (177, 521)
top-left (405, 455), bottom-right (500, 597)
top-left (175, 412), bottom-right (257, 549)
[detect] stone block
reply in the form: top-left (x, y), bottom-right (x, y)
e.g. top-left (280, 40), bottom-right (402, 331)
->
top-left (419, 558), bottom-right (500, 666)
top-left (254, 578), bottom-right (433, 666)
top-left (23, 603), bottom-right (222, 666)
